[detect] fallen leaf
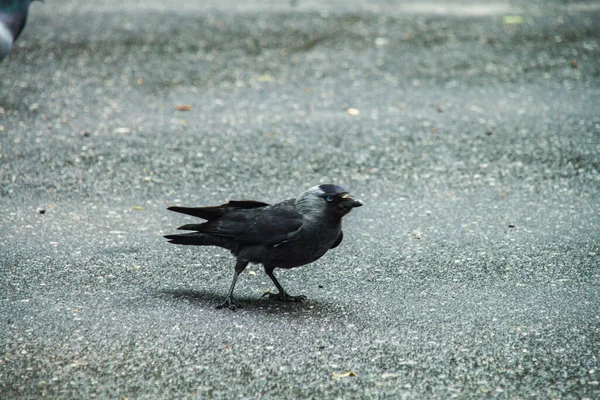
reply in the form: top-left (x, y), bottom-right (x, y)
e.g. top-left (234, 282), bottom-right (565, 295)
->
top-left (258, 74), bottom-right (273, 82)
top-left (132, 206), bottom-right (145, 211)
top-left (502, 15), bottom-right (525, 25)
top-left (175, 104), bottom-right (192, 111)
top-left (332, 371), bottom-right (357, 379)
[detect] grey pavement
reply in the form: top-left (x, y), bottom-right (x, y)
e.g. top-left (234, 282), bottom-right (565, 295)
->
top-left (1, 0), bottom-right (599, 398)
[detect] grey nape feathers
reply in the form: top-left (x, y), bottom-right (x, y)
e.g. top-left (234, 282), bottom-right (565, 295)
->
top-left (164, 184), bottom-right (363, 310)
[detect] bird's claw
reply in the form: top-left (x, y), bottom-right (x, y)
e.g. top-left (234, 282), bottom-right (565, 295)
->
top-left (216, 298), bottom-right (242, 311)
top-left (262, 292), bottom-right (307, 303)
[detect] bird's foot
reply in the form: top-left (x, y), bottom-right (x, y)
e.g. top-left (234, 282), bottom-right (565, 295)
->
top-left (262, 292), bottom-right (307, 303)
top-left (216, 297), bottom-right (242, 311)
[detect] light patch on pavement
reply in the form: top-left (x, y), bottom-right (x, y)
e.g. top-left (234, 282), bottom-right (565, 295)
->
top-left (42, 1), bottom-right (600, 16)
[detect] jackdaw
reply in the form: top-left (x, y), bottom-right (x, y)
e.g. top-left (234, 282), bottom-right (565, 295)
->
top-left (164, 184), bottom-right (363, 310)
top-left (0, 0), bottom-right (42, 62)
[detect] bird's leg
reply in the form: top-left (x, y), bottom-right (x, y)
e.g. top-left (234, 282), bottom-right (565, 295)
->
top-left (263, 267), bottom-right (307, 302)
top-left (216, 260), bottom-right (248, 311)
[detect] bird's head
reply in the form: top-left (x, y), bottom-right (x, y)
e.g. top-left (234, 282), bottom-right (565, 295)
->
top-left (296, 184), bottom-right (363, 218)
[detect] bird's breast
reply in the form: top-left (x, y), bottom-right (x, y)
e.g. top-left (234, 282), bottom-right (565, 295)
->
top-left (261, 225), bottom-right (341, 269)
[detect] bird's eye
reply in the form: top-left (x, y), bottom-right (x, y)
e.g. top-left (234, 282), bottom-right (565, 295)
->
top-left (325, 195), bottom-right (334, 202)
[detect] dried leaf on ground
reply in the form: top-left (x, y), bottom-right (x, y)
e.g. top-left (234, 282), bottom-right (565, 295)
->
top-left (332, 371), bottom-right (357, 379)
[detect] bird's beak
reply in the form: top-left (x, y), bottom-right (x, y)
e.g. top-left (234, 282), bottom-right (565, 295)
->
top-left (341, 194), bottom-right (363, 208)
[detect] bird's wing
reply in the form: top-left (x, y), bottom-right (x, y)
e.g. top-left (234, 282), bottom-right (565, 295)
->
top-left (183, 206), bottom-right (303, 246)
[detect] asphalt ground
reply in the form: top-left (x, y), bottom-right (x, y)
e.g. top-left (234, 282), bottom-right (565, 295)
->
top-left (1, 0), bottom-right (599, 398)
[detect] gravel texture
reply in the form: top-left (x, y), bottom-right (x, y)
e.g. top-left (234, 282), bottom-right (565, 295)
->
top-left (1, 0), bottom-right (599, 398)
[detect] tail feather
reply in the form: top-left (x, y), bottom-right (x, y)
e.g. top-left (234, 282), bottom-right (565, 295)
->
top-left (164, 232), bottom-right (204, 245)
top-left (167, 200), bottom-right (269, 221)
top-left (177, 223), bottom-right (206, 231)
top-left (164, 232), bottom-right (233, 249)
top-left (167, 206), bottom-right (225, 221)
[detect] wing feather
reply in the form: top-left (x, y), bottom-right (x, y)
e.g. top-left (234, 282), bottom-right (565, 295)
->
top-left (168, 200), bottom-right (269, 220)
top-left (178, 205), bottom-right (303, 246)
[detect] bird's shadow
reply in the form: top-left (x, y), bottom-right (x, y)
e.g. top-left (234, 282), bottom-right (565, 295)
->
top-left (158, 288), bottom-right (337, 316)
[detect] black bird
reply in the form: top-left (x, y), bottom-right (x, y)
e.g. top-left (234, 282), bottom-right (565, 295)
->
top-left (164, 184), bottom-right (363, 310)
top-left (0, 0), bottom-right (42, 63)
